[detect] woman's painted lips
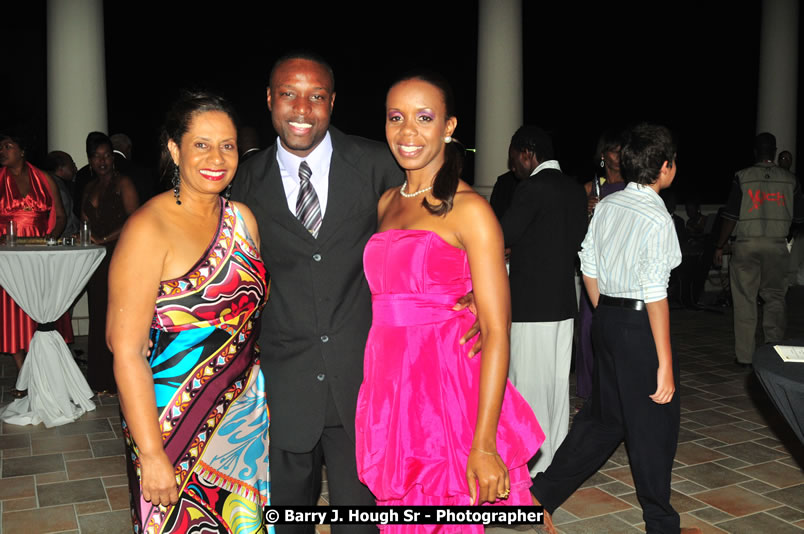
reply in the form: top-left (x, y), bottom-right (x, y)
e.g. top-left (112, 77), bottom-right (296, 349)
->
top-left (200, 169), bottom-right (226, 181)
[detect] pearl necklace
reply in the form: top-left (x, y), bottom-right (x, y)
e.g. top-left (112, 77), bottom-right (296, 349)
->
top-left (400, 181), bottom-right (433, 198)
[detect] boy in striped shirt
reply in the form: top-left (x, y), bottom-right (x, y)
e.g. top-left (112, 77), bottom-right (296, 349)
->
top-left (530, 124), bottom-right (695, 534)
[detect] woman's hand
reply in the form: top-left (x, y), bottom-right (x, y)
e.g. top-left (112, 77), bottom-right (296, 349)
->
top-left (587, 195), bottom-right (599, 215)
top-left (139, 449), bottom-right (179, 506)
top-left (454, 292), bottom-right (482, 357)
top-left (466, 447), bottom-right (510, 505)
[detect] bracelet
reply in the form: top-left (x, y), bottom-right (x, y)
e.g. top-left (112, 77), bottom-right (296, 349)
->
top-left (470, 447), bottom-right (499, 456)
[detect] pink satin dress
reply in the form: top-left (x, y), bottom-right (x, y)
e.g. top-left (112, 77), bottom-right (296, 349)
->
top-left (357, 229), bottom-right (545, 532)
top-left (0, 163), bottom-right (74, 353)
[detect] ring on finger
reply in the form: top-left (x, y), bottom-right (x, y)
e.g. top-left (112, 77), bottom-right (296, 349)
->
top-left (497, 489), bottom-right (510, 499)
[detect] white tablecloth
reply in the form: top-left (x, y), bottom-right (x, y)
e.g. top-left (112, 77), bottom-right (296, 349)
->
top-left (0, 245), bottom-right (106, 427)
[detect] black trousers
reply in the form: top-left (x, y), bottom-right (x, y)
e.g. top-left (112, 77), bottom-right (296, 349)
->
top-left (531, 302), bottom-right (680, 534)
top-left (270, 386), bottom-right (377, 534)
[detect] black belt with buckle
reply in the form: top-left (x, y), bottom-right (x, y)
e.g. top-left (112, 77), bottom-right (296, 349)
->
top-left (599, 295), bottom-right (646, 311)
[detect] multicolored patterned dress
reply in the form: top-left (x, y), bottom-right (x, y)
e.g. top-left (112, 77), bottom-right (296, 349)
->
top-left (123, 199), bottom-right (271, 534)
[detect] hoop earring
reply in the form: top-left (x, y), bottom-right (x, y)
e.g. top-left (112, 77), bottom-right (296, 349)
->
top-left (172, 167), bottom-right (182, 205)
top-left (599, 157), bottom-right (605, 169)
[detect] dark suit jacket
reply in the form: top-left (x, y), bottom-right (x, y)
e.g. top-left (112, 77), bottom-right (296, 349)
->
top-left (502, 167), bottom-right (587, 322)
top-left (230, 127), bottom-right (403, 453)
top-left (489, 171), bottom-right (520, 220)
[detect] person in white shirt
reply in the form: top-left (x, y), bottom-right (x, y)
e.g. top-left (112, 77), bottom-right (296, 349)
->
top-left (530, 123), bottom-right (701, 534)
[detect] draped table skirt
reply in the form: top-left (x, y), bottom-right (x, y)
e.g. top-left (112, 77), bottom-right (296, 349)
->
top-left (0, 245), bottom-right (105, 427)
top-left (753, 339), bottom-right (804, 444)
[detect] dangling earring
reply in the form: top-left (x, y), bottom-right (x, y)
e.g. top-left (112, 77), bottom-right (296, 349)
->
top-left (172, 167), bottom-right (182, 205)
top-left (444, 136), bottom-right (452, 144)
top-left (224, 183), bottom-right (233, 200)
top-left (599, 157), bottom-right (605, 168)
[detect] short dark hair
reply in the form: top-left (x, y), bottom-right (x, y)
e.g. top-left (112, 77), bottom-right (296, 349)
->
top-left (159, 89), bottom-right (239, 183)
top-left (42, 150), bottom-right (73, 173)
top-left (754, 132), bottom-right (776, 161)
top-left (85, 131), bottom-right (112, 159)
top-left (619, 123), bottom-right (677, 186)
top-left (388, 71), bottom-right (461, 217)
top-left (510, 126), bottom-right (554, 163)
top-left (269, 51), bottom-right (335, 91)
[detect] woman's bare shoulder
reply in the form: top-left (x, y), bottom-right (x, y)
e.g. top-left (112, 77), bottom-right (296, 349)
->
top-left (121, 193), bottom-right (171, 239)
top-left (453, 182), bottom-right (493, 215)
top-left (450, 182), bottom-right (500, 239)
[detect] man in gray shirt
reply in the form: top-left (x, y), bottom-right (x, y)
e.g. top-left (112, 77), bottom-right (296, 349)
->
top-left (42, 150), bottom-right (80, 238)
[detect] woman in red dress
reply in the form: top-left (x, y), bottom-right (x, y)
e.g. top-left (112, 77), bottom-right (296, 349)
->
top-left (0, 132), bottom-right (72, 390)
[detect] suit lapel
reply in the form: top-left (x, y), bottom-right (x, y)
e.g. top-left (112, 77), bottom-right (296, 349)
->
top-left (316, 129), bottom-right (365, 243)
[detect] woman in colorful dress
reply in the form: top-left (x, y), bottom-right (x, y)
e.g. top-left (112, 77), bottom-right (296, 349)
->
top-left (0, 131), bottom-right (72, 388)
top-left (355, 73), bottom-right (546, 532)
top-left (108, 91), bottom-right (271, 533)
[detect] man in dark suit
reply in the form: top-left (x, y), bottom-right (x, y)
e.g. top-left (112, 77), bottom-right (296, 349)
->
top-left (231, 53), bottom-right (403, 533)
top-left (501, 126), bottom-right (587, 478)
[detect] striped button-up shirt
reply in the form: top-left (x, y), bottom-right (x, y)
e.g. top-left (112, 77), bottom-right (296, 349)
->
top-left (579, 182), bottom-right (681, 303)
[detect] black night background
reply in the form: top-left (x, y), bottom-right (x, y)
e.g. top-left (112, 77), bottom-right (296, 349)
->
top-left (5, 1), bottom-right (802, 204)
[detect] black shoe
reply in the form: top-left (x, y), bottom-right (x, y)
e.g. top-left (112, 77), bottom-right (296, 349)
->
top-left (734, 358), bottom-right (752, 369)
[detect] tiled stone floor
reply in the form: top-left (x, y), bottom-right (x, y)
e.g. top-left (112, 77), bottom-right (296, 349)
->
top-left (2, 290), bottom-right (803, 533)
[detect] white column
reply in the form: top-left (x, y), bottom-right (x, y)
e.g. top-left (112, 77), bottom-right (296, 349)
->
top-left (757, 0), bottom-right (798, 172)
top-left (474, 0), bottom-right (523, 198)
top-left (47, 0), bottom-right (107, 168)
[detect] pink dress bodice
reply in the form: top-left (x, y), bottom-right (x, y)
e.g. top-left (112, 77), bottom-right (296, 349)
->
top-left (364, 229), bottom-right (472, 296)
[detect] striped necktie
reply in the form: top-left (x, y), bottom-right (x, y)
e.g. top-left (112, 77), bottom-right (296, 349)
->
top-left (296, 161), bottom-right (322, 238)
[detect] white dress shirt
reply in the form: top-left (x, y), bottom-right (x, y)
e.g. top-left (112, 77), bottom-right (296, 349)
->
top-left (579, 182), bottom-right (681, 303)
top-left (275, 132), bottom-right (333, 217)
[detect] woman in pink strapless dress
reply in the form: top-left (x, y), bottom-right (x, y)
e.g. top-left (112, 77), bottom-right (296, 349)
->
top-left (355, 74), bottom-right (545, 533)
